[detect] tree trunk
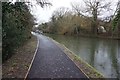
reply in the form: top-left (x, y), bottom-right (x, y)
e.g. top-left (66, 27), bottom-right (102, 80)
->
top-left (117, 19), bottom-right (120, 37)
top-left (92, 8), bottom-right (98, 35)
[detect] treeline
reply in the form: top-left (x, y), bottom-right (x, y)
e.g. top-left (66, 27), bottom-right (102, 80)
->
top-left (2, 2), bottom-right (35, 62)
top-left (39, 0), bottom-right (120, 39)
top-left (39, 8), bottom-right (92, 35)
top-left (112, 3), bottom-right (120, 37)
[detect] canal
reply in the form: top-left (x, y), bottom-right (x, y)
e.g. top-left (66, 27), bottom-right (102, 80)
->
top-left (46, 34), bottom-right (120, 78)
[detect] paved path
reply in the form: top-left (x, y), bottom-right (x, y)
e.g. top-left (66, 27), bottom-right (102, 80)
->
top-left (26, 34), bottom-right (88, 78)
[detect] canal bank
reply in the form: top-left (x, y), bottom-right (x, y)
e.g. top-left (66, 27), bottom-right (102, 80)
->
top-left (46, 34), bottom-right (120, 78)
top-left (47, 36), bottom-right (104, 78)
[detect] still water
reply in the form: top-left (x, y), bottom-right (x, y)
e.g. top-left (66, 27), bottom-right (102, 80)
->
top-left (46, 34), bottom-right (120, 78)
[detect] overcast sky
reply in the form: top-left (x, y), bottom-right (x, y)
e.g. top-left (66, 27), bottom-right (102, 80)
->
top-left (30, 0), bottom-right (118, 25)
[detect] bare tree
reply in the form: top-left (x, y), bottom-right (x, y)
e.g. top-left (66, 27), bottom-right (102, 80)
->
top-left (84, 0), bottom-right (112, 34)
top-left (72, 0), bottom-right (111, 35)
top-left (7, 0), bottom-right (52, 8)
top-left (71, 3), bottom-right (83, 16)
top-left (52, 7), bottom-right (70, 20)
top-left (114, 0), bottom-right (120, 36)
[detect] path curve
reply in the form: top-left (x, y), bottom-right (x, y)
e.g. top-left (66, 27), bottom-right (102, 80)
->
top-left (26, 34), bottom-right (88, 78)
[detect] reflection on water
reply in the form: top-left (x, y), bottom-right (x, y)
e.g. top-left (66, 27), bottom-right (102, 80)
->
top-left (46, 34), bottom-right (120, 78)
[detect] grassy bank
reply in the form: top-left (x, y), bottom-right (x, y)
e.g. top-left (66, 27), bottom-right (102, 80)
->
top-left (45, 32), bottom-right (120, 40)
top-left (47, 36), bottom-right (105, 78)
top-left (2, 36), bottom-right (37, 78)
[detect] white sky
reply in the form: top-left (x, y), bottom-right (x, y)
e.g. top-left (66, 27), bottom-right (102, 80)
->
top-left (30, 0), bottom-right (118, 24)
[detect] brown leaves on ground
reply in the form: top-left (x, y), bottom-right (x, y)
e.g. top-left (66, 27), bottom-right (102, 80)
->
top-left (2, 36), bottom-right (37, 78)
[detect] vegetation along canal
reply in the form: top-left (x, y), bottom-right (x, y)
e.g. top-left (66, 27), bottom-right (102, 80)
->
top-left (46, 34), bottom-right (120, 78)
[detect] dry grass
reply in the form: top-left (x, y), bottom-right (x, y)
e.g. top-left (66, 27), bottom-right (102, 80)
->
top-left (2, 36), bottom-right (37, 78)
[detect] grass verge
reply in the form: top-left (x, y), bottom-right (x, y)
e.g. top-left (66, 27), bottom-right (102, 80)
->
top-left (2, 36), bottom-right (37, 78)
top-left (47, 36), bottom-right (105, 79)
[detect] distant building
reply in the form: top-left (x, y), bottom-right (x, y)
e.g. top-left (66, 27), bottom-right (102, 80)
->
top-left (98, 26), bottom-right (106, 33)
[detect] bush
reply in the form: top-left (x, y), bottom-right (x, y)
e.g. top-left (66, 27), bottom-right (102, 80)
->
top-left (2, 2), bottom-right (35, 62)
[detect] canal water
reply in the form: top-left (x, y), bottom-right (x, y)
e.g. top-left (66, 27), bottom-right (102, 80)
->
top-left (46, 34), bottom-right (120, 78)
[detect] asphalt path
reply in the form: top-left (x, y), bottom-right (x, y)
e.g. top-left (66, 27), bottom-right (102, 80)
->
top-left (26, 34), bottom-right (88, 78)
